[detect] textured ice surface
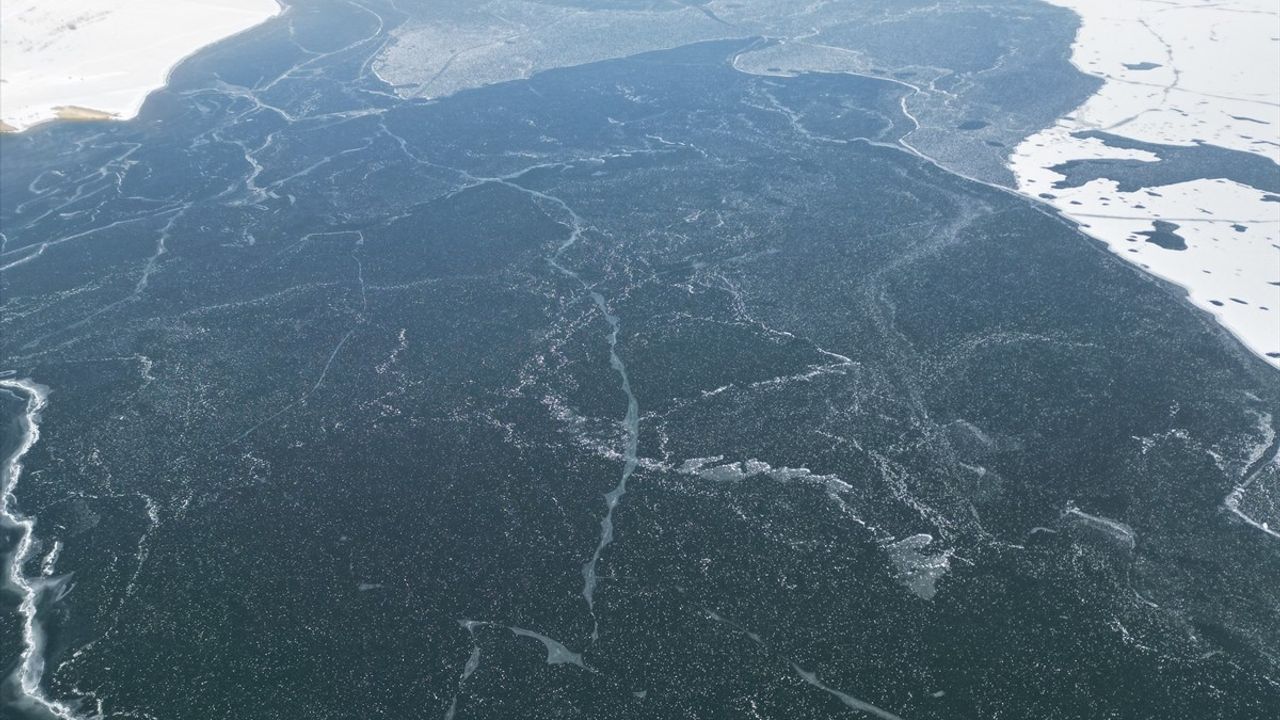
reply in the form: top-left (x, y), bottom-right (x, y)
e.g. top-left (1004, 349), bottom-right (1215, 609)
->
top-left (375, 0), bottom-right (1097, 185)
top-left (2, 1), bottom-right (1279, 718)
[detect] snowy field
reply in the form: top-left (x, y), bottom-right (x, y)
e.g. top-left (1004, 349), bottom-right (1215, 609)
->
top-left (1011, 0), bottom-right (1280, 367)
top-left (0, 0), bottom-right (280, 132)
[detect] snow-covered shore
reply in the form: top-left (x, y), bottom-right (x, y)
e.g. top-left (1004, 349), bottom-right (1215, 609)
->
top-left (0, 0), bottom-right (281, 133)
top-left (1012, 0), bottom-right (1280, 368)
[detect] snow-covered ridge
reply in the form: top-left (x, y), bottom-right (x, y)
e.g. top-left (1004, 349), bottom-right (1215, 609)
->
top-left (0, 0), bottom-right (281, 132)
top-left (1012, 0), bottom-right (1280, 368)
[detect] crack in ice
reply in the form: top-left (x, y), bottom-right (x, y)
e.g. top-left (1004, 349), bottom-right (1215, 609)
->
top-left (704, 609), bottom-right (906, 720)
top-left (0, 378), bottom-right (84, 719)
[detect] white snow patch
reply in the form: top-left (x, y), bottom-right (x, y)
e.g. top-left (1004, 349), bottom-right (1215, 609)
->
top-left (1, 0), bottom-right (281, 132)
top-left (1011, 0), bottom-right (1280, 368)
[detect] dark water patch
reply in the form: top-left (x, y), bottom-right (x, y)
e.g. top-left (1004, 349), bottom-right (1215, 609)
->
top-left (1050, 130), bottom-right (1280, 194)
top-left (1137, 220), bottom-right (1188, 250)
top-left (958, 120), bottom-right (989, 130)
top-left (1122, 61), bottom-right (1161, 70)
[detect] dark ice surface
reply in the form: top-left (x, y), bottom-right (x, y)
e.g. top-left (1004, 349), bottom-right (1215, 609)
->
top-left (2, 2), bottom-right (1279, 719)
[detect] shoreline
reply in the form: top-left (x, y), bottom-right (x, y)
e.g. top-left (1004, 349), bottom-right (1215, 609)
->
top-left (0, 0), bottom-right (283, 134)
top-left (1010, 0), bottom-right (1280, 369)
